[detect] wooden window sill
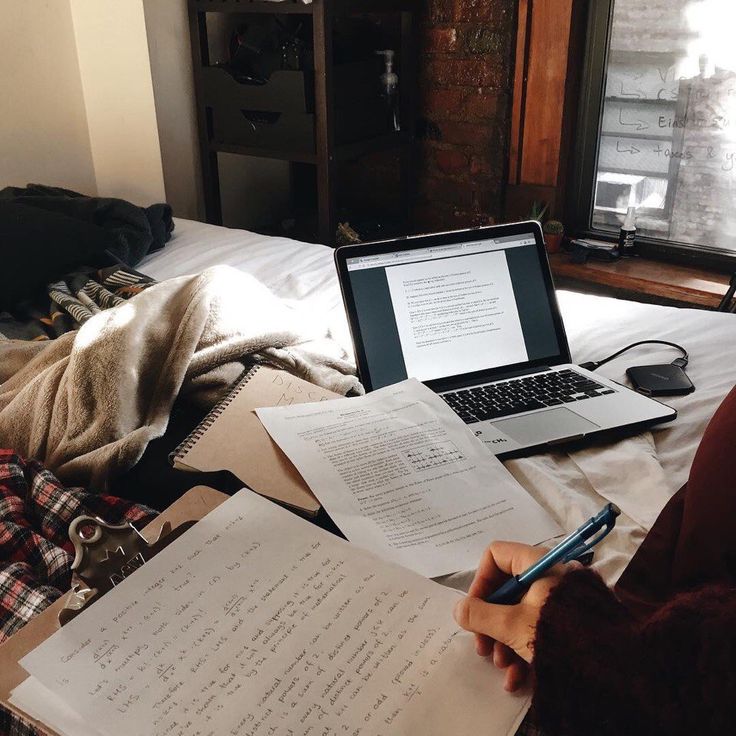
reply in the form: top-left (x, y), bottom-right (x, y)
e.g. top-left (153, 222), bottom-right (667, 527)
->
top-left (548, 252), bottom-right (731, 309)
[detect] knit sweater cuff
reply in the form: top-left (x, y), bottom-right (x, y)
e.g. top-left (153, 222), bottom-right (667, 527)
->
top-left (531, 568), bottom-right (644, 736)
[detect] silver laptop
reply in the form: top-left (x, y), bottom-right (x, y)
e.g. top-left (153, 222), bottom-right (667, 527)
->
top-left (334, 221), bottom-right (676, 457)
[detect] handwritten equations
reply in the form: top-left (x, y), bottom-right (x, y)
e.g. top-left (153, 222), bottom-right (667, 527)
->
top-left (17, 491), bottom-right (529, 736)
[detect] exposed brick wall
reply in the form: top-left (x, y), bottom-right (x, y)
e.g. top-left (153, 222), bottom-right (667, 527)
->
top-left (337, 0), bottom-right (517, 237)
top-left (415, 0), bottom-right (516, 232)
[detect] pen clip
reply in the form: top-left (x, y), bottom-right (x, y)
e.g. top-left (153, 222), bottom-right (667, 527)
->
top-left (561, 520), bottom-right (616, 564)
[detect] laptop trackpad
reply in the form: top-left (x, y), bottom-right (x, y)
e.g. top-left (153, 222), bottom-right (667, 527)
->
top-left (493, 408), bottom-right (600, 446)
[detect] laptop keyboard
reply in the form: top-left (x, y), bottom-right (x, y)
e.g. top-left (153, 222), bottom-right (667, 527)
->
top-left (441, 369), bottom-right (616, 424)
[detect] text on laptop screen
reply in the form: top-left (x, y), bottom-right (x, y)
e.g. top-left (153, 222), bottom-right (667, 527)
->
top-left (345, 234), bottom-right (562, 389)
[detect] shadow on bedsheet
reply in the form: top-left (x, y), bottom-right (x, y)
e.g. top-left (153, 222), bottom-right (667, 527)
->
top-left (110, 396), bottom-right (345, 539)
top-left (109, 397), bottom-right (240, 510)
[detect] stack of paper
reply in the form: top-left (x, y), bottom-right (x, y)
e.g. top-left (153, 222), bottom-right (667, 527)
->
top-left (257, 378), bottom-right (560, 577)
top-left (7, 380), bottom-right (561, 735)
top-left (11, 491), bottom-right (530, 736)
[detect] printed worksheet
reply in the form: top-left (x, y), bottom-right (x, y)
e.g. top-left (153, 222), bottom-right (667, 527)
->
top-left (17, 491), bottom-right (530, 736)
top-left (257, 379), bottom-right (559, 577)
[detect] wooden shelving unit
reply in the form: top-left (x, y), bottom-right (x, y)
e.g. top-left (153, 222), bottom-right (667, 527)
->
top-left (188, 0), bottom-right (419, 245)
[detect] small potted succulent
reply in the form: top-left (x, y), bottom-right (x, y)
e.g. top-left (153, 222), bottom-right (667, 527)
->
top-left (529, 200), bottom-right (549, 223)
top-left (542, 219), bottom-right (564, 254)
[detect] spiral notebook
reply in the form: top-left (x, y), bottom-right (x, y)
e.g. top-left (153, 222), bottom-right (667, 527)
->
top-left (170, 365), bottom-right (341, 515)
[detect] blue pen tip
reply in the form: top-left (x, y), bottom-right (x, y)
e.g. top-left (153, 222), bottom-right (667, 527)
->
top-left (609, 503), bottom-right (621, 517)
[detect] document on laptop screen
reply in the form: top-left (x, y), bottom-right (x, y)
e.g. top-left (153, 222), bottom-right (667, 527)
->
top-left (384, 250), bottom-right (529, 382)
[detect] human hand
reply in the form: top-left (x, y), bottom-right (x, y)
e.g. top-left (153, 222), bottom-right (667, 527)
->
top-left (453, 541), bottom-right (571, 692)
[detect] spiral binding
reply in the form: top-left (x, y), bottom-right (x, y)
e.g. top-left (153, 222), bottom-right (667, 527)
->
top-left (170, 365), bottom-right (259, 463)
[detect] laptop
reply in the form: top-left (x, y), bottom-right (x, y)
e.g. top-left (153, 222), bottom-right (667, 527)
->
top-left (334, 220), bottom-right (676, 458)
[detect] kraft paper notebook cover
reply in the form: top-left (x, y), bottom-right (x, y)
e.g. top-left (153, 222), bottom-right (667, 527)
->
top-left (170, 365), bottom-right (341, 515)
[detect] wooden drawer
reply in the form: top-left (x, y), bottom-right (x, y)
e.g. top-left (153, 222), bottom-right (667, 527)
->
top-left (201, 61), bottom-right (380, 114)
top-left (211, 105), bottom-right (389, 153)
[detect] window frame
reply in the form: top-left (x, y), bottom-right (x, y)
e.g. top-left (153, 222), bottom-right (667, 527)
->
top-left (566, 0), bottom-right (736, 272)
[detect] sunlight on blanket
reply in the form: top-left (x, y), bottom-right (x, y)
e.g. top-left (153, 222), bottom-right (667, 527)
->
top-left (74, 300), bottom-right (137, 350)
top-left (0, 266), bottom-right (361, 492)
top-left (205, 266), bottom-right (326, 341)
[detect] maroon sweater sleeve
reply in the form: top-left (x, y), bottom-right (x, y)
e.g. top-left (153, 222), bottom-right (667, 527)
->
top-left (531, 568), bottom-right (736, 736)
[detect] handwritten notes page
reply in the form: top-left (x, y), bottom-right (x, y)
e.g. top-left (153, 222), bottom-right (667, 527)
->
top-left (18, 491), bottom-right (529, 736)
top-left (10, 678), bottom-right (100, 736)
top-left (257, 379), bottom-right (560, 577)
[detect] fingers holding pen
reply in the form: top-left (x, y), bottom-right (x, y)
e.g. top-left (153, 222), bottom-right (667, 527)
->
top-left (474, 632), bottom-right (494, 657)
top-left (453, 595), bottom-right (536, 662)
top-left (455, 546), bottom-right (566, 665)
top-left (467, 541), bottom-right (551, 600)
top-left (458, 509), bottom-right (620, 689)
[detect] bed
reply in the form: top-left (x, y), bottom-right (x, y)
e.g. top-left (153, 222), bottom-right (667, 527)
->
top-left (0, 215), bottom-right (733, 736)
top-left (139, 218), bottom-right (736, 585)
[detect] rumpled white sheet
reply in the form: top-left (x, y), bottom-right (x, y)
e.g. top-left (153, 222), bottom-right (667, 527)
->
top-left (141, 219), bottom-right (736, 584)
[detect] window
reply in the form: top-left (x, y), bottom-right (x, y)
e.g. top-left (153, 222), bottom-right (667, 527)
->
top-left (571, 0), bottom-right (736, 259)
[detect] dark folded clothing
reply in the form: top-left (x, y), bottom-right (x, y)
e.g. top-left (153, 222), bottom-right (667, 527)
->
top-left (0, 184), bottom-right (173, 310)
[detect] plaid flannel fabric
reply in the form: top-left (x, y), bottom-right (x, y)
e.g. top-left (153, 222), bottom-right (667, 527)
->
top-left (0, 450), bottom-right (156, 736)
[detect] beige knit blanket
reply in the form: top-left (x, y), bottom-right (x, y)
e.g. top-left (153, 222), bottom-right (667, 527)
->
top-left (0, 266), bottom-right (361, 489)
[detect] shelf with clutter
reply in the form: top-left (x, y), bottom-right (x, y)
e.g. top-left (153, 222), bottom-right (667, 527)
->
top-left (189, 0), bottom-right (419, 245)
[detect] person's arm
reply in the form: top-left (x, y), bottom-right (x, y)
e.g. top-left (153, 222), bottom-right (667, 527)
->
top-left (535, 569), bottom-right (736, 736)
top-left (454, 542), bottom-right (736, 736)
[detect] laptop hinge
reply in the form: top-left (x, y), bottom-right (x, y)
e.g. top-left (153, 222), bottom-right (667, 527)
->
top-left (434, 366), bottom-right (552, 393)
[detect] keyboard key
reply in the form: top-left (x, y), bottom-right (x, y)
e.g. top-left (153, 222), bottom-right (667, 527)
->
top-left (445, 369), bottom-right (604, 421)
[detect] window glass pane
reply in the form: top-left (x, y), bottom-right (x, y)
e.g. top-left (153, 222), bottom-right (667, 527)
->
top-left (592, 0), bottom-right (736, 252)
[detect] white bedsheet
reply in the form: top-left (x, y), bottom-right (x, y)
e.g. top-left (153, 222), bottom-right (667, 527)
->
top-left (140, 218), bottom-right (736, 583)
top-left (139, 218), bottom-right (351, 350)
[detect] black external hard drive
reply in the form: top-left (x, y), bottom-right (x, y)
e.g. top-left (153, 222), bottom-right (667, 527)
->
top-left (626, 364), bottom-right (695, 397)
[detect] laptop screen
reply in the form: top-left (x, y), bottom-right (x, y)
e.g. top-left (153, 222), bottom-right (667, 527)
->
top-left (340, 227), bottom-right (567, 390)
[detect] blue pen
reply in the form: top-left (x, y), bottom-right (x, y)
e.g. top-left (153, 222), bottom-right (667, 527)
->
top-left (485, 503), bottom-right (621, 605)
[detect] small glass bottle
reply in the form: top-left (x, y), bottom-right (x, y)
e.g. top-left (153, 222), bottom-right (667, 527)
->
top-left (618, 206), bottom-right (637, 256)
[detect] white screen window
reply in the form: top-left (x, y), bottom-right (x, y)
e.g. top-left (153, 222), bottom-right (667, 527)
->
top-left (384, 250), bottom-right (529, 381)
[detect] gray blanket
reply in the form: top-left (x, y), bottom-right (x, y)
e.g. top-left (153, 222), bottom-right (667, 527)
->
top-left (0, 266), bottom-right (361, 490)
